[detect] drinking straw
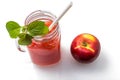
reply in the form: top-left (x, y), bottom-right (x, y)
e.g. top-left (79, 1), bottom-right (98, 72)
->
top-left (49, 2), bottom-right (73, 31)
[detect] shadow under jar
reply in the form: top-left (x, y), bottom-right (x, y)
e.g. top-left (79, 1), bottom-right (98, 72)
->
top-left (25, 10), bottom-right (61, 66)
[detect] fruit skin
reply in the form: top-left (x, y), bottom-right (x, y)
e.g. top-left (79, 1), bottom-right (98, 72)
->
top-left (70, 33), bottom-right (101, 63)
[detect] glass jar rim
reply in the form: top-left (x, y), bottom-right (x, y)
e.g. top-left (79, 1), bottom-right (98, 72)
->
top-left (25, 10), bottom-right (59, 41)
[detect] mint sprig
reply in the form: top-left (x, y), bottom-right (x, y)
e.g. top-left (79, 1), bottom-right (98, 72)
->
top-left (18, 33), bottom-right (33, 45)
top-left (6, 20), bottom-right (49, 45)
top-left (6, 21), bottom-right (21, 38)
top-left (27, 21), bottom-right (49, 36)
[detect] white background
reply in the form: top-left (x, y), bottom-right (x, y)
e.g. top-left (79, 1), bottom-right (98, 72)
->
top-left (0, 0), bottom-right (120, 80)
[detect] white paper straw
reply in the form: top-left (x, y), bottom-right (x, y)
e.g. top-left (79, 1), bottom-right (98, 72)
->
top-left (49, 2), bottom-right (73, 30)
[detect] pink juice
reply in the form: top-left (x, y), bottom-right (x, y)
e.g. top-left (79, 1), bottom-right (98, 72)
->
top-left (27, 20), bottom-right (61, 66)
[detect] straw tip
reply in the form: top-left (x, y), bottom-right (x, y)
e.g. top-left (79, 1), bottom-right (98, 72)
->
top-left (70, 1), bottom-right (73, 6)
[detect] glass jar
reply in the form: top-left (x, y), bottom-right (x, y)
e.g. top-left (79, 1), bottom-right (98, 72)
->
top-left (25, 10), bottom-right (61, 66)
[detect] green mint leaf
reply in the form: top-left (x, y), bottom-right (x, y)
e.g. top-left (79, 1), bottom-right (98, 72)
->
top-left (18, 33), bottom-right (26, 39)
top-left (27, 21), bottom-right (49, 36)
top-left (6, 20), bottom-right (49, 46)
top-left (18, 33), bottom-right (33, 45)
top-left (42, 26), bottom-right (49, 35)
top-left (22, 26), bottom-right (27, 32)
top-left (6, 21), bottom-right (21, 38)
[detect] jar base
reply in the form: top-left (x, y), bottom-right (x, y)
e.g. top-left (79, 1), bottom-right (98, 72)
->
top-left (32, 57), bottom-right (61, 67)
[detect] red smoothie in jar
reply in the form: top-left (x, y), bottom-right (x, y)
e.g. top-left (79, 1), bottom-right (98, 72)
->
top-left (25, 10), bottom-right (61, 66)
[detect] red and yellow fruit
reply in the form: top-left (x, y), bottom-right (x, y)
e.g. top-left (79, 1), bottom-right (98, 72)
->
top-left (71, 33), bottom-right (101, 63)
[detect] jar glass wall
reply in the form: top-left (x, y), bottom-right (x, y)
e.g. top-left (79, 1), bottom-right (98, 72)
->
top-left (25, 10), bottom-right (61, 66)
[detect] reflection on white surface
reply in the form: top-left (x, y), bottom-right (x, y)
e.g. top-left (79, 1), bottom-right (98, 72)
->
top-left (31, 46), bottom-right (109, 80)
